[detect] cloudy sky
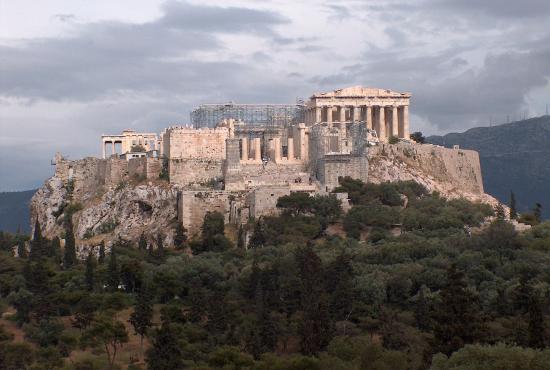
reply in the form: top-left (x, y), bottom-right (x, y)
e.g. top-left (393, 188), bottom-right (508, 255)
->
top-left (1, 0), bottom-right (549, 191)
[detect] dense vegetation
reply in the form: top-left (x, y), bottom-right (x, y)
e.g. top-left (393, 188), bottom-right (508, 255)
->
top-left (0, 179), bottom-right (549, 369)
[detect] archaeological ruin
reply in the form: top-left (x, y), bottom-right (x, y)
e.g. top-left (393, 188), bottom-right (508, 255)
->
top-left (41, 86), bottom-right (485, 242)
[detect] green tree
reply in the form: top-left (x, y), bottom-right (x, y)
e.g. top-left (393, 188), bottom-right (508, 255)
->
top-left (85, 252), bottom-right (96, 291)
top-left (410, 131), bottom-right (426, 144)
top-left (63, 220), bottom-right (77, 268)
top-left (527, 291), bottom-right (546, 349)
top-left (533, 203), bottom-right (542, 224)
top-left (146, 322), bottom-right (185, 370)
top-left (432, 265), bottom-right (484, 355)
top-left (324, 251), bottom-right (354, 323)
top-left (296, 245), bottom-right (332, 355)
top-left (129, 286), bottom-right (154, 350)
top-left (29, 219), bottom-right (44, 260)
top-left (81, 315), bottom-right (129, 370)
top-left (173, 223), bottom-right (187, 249)
top-left (17, 239), bottom-right (27, 259)
top-left (107, 246), bottom-right (119, 292)
top-left (510, 191), bottom-right (518, 219)
top-left (138, 232), bottom-right (147, 251)
top-left (98, 240), bottom-right (106, 264)
top-left (0, 342), bottom-right (34, 370)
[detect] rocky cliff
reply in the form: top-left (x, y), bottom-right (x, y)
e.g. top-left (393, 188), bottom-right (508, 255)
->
top-left (31, 156), bottom-right (178, 250)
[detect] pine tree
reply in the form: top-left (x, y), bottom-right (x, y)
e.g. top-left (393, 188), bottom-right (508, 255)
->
top-left (17, 239), bottom-right (27, 259)
top-left (29, 219), bottom-right (44, 260)
top-left (324, 251), bottom-right (354, 322)
top-left (173, 224), bottom-right (187, 249)
top-left (527, 292), bottom-right (545, 349)
top-left (432, 264), bottom-right (484, 355)
top-left (495, 203), bottom-right (506, 220)
top-left (146, 322), bottom-right (184, 370)
top-left (138, 232), bottom-right (147, 251)
top-left (295, 245), bottom-right (332, 355)
top-left (98, 241), bottom-right (106, 264)
top-left (129, 286), bottom-right (154, 351)
top-left (63, 220), bottom-right (77, 268)
top-left (156, 234), bottom-right (164, 258)
top-left (533, 203), bottom-right (542, 224)
top-left (107, 246), bottom-right (119, 292)
top-left (509, 191), bottom-right (518, 219)
top-left (51, 237), bottom-right (62, 264)
top-left (85, 252), bottom-right (96, 291)
top-left (415, 285), bottom-right (432, 331)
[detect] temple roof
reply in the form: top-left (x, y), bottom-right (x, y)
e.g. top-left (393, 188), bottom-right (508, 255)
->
top-left (311, 86), bottom-right (411, 98)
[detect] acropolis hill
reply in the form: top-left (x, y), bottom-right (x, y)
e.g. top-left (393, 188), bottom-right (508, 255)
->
top-left (31, 86), bottom-right (498, 248)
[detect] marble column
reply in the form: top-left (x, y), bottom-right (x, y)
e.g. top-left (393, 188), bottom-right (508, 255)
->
top-left (403, 105), bottom-right (410, 139)
top-left (353, 106), bottom-right (360, 122)
top-left (254, 138), bottom-right (261, 162)
top-left (287, 137), bottom-right (294, 160)
top-left (274, 137), bottom-right (281, 163)
top-left (102, 141), bottom-right (106, 159)
top-left (315, 107), bottom-right (322, 123)
top-left (378, 106), bottom-right (386, 141)
top-left (392, 105), bottom-right (399, 138)
top-left (241, 137), bottom-right (248, 161)
top-left (112, 142), bottom-right (116, 155)
top-left (338, 106), bottom-right (346, 122)
top-left (365, 105), bottom-right (372, 130)
top-left (326, 106), bottom-right (333, 128)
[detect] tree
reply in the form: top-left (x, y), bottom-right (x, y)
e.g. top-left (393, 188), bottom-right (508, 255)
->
top-left (388, 135), bottom-right (399, 144)
top-left (510, 191), bottom-right (518, 219)
top-left (85, 252), bottom-right (96, 291)
top-left (129, 286), bottom-right (154, 350)
top-left (63, 220), bottom-right (77, 268)
top-left (173, 224), bottom-right (187, 249)
top-left (107, 246), bottom-right (119, 292)
top-left (98, 241), bottom-right (106, 264)
top-left (146, 322), bottom-right (185, 370)
top-left (295, 245), bottom-right (332, 355)
top-left (17, 239), bottom-right (27, 259)
top-left (156, 233), bottom-right (165, 258)
top-left (533, 203), bottom-right (542, 224)
top-left (138, 232), bottom-right (147, 251)
top-left (324, 251), bottom-right (354, 323)
top-left (495, 203), bottom-right (506, 220)
top-left (410, 131), bottom-right (426, 144)
top-left (81, 315), bottom-right (129, 370)
top-left (527, 290), bottom-right (545, 349)
top-left (50, 236), bottom-right (62, 263)
top-left (277, 192), bottom-right (314, 216)
top-left (29, 219), bottom-right (44, 260)
top-left (432, 265), bottom-right (484, 355)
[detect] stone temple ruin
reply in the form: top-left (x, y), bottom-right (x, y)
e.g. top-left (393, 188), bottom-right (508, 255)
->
top-left (52, 86), bottom-right (484, 238)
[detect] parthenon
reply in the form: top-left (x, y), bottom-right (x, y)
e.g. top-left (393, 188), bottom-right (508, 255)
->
top-left (305, 86), bottom-right (411, 141)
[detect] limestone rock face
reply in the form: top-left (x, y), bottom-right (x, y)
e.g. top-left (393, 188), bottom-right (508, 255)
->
top-left (368, 143), bottom-right (501, 208)
top-left (30, 172), bottom-right (178, 249)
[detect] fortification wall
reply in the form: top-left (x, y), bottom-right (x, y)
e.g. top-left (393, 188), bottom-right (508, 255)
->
top-left (369, 143), bottom-right (484, 194)
top-left (170, 159), bottom-right (224, 187)
top-left (225, 162), bottom-right (310, 191)
top-left (319, 155), bottom-right (368, 191)
top-left (164, 127), bottom-right (228, 159)
top-left (247, 186), bottom-right (291, 219)
top-left (128, 157), bottom-right (162, 180)
top-left (178, 190), bottom-right (248, 237)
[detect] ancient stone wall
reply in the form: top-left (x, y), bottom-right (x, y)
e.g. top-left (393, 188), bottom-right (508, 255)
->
top-left (164, 127), bottom-right (228, 159)
top-left (318, 155), bottom-right (369, 191)
top-left (224, 162), bottom-right (311, 191)
top-left (128, 157), bottom-right (162, 180)
top-left (170, 159), bottom-right (224, 187)
top-left (246, 186), bottom-right (291, 219)
top-left (178, 190), bottom-right (248, 237)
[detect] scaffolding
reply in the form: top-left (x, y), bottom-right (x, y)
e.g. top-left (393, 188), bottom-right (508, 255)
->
top-left (190, 102), bottom-right (305, 128)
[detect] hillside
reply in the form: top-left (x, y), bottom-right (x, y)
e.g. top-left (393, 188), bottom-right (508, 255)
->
top-left (428, 115), bottom-right (550, 219)
top-left (0, 190), bottom-right (35, 233)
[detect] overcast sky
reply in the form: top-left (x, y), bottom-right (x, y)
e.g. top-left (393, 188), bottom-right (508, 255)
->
top-left (1, 0), bottom-right (549, 191)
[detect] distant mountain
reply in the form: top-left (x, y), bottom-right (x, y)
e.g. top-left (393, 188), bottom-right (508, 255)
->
top-left (428, 115), bottom-right (550, 219)
top-left (0, 190), bottom-right (36, 234)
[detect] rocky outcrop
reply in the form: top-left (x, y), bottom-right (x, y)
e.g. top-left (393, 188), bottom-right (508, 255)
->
top-left (368, 142), bottom-right (501, 208)
top-left (31, 170), bottom-right (178, 249)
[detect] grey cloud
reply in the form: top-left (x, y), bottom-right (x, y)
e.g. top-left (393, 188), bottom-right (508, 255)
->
top-left (433, 0), bottom-right (550, 18)
top-left (0, 1), bottom-right (288, 102)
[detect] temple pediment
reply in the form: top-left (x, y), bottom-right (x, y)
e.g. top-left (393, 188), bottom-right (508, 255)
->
top-left (312, 86), bottom-right (411, 98)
